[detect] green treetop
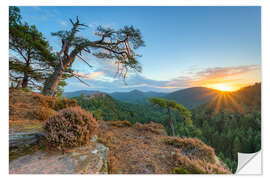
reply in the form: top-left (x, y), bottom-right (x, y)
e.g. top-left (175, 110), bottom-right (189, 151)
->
top-left (149, 97), bottom-right (191, 136)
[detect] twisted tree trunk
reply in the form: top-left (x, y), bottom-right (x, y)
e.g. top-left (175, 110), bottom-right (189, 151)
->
top-left (21, 73), bottom-right (28, 88)
top-left (42, 64), bottom-right (63, 96)
top-left (168, 107), bottom-right (175, 136)
top-left (22, 60), bottom-right (30, 88)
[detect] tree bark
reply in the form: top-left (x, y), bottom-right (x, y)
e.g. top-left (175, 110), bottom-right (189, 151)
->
top-left (168, 107), bottom-right (175, 136)
top-left (42, 64), bottom-right (63, 96)
top-left (22, 61), bottom-right (30, 88)
top-left (15, 80), bottom-right (23, 89)
top-left (21, 73), bottom-right (28, 88)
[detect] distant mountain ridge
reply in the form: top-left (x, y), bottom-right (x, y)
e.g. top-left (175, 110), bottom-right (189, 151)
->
top-left (110, 90), bottom-right (167, 104)
top-left (63, 90), bottom-right (103, 98)
top-left (63, 89), bottom-right (167, 104)
top-left (63, 86), bottom-right (226, 108)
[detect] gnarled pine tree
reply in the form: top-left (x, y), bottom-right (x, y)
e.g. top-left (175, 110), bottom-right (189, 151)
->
top-left (149, 98), bottom-right (191, 136)
top-left (42, 17), bottom-right (145, 96)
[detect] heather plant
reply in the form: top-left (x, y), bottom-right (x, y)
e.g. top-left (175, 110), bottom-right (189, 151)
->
top-left (164, 137), bottom-right (216, 163)
top-left (133, 122), bottom-right (167, 135)
top-left (171, 152), bottom-right (230, 174)
top-left (108, 120), bottom-right (132, 128)
top-left (44, 106), bottom-right (98, 150)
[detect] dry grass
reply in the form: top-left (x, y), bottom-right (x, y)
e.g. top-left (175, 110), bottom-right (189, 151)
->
top-left (97, 121), bottom-right (230, 174)
top-left (107, 120), bottom-right (132, 128)
top-left (9, 119), bottom-right (43, 134)
top-left (171, 150), bottom-right (230, 174)
top-left (133, 122), bottom-right (167, 135)
top-left (164, 137), bottom-right (216, 163)
top-left (9, 89), bottom-right (78, 122)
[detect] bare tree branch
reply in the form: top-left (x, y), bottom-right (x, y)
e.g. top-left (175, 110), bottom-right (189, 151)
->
top-left (74, 75), bottom-right (91, 87)
top-left (76, 55), bottom-right (93, 69)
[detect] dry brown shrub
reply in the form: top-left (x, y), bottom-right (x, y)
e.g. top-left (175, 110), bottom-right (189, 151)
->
top-left (133, 122), bottom-right (167, 135)
top-left (31, 93), bottom-right (56, 108)
top-left (164, 137), bottom-right (216, 163)
top-left (107, 120), bottom-right (132, 128)
top-left (44, 106), bottom-right (98, 150)
top-left (32, 107), bottom-right (57, 121)
top-left (171, 151), bottom-right (230, 174)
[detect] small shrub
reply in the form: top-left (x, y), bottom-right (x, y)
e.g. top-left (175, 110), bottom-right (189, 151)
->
top-left (108, 120), bottom-right (132, 128)
top-left (134, 122), bottom-right (167, 135)
top-left (33, 107), bottom-right (57, 121)
top-left (164, 137), bottom-right (215, 163)
top-left (171, 150), bottom-right (231, 174)
top-left (32, 93), bottom-right (56, 108)
top-left (54, 97), bottom-right (77, 111)
top-left (44, 106), bottom-right (98, 150)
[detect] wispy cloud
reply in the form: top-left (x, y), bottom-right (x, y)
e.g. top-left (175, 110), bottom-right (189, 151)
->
top-left (169, 65), bottom-right (261, 91)
top-left (194, 65), bottom-right (260, 80)
top-left (88, 23), bottom-right (96, 28)
top-left (59, 20), bottom-right (67, 27)
top-left (77, 71), bottom-right (104, 80)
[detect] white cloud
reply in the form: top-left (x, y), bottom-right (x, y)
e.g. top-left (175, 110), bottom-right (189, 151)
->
top-left (59, 21), bottom-right (67, 26)
top-left (77, 71), bottom-right (104, 80)
top-left (88, 23), bottom-right (96, 28)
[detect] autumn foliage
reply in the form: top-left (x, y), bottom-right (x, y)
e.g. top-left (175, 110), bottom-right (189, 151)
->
top-left (44, 106), bottom-right (98, 150)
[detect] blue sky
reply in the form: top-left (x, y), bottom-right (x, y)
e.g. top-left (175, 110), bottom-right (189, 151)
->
top-left (18, 6), bottom-right (261, 92)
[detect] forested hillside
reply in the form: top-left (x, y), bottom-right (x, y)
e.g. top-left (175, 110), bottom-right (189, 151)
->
top-left (191, 83), bottom-right (261, 172)
top-left (73, 93), bottom-right (201, 138)
top-left (110, 89), bottom-right (167, 104)
top-left (165, 87), bottom-right (222, 108)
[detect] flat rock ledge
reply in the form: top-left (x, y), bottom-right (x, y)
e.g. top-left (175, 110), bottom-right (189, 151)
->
top-left (9, 135), bottom-right (109, 174)
top-left (9, 131), bottom-right (45, 151)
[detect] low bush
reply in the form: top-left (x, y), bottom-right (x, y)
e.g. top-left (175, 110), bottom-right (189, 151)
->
top-left (44, 106), bottom-right (98, 150)
top-left (107, 120), bottom-right (132, 128)
top-left (33, 107), bottom-right (57, 121)
top-left (134, 122), bottom-right (167, 135)
top-left (171, 151), bottom-right (230, 174)
top-left (164, 137), bottom-right (215, 163)
top-left (54, 97), bottom-right (77, 111)
top-left (32, 93), bottom-right (56, 108)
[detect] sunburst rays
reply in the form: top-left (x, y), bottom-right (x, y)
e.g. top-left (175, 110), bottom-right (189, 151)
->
top-left (208, 91), bottom-right (246, 114)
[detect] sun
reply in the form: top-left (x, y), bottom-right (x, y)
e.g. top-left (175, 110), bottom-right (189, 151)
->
top-left (212, 84), bottom-right (232, 92)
